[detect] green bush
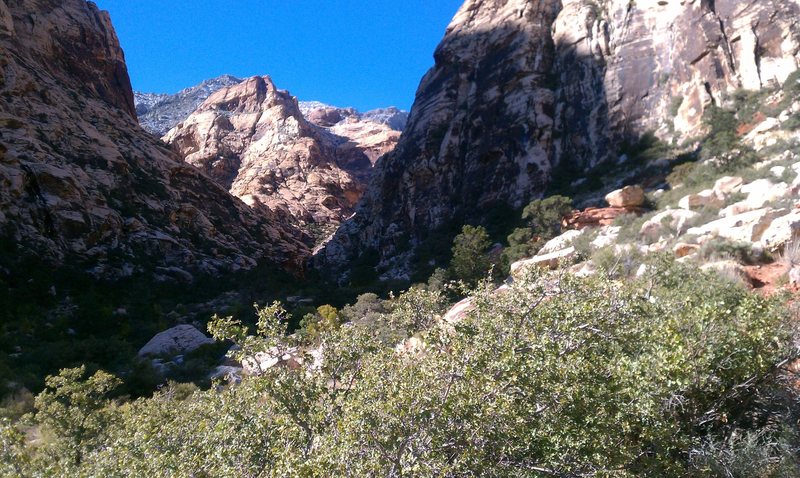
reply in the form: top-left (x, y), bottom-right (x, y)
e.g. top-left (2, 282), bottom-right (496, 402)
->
top-left (6, 260), bottom-right (794, 477)
top-left (449, 225), bottom-right (491, 286)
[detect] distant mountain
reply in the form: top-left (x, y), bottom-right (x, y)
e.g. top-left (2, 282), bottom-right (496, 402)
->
top-left (298, 102), bottom-right (409, 132)
top-left (163, 77), bottom-right (406, 242)
top-left (136, 78), bottom-right (409, 139)
top-left (134, 75), bottom-right (243, 136)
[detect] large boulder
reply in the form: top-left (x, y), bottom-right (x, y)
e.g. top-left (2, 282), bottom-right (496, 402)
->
top-left (563, 207), bottom-right (644, 230)
top-left (511, 247), bottom-right (576, 273)
top-left (138, 325), bottom-right (214, 358)
top-left (712, 176), bottom-right (744, 196)
top-left (538, 229), bottom-right (583, 255)
top-left (605, 186), bottom-right (645, 208)
top-left (720, 180), bottom-right (790, 217)
top-left (760, 209), bottom-right (800, 251)
top-left (678, 189), bottom-right (723, 210)
top-left (687, 208), bottom-right (786, 244)
top-left (640, 209), bottom-right (699, 238)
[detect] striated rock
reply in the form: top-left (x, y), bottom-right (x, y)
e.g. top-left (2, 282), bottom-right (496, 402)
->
top-left (790, 266), bottom-right (800, 287)
top-left (138, 325), bottom-right (214, 358)
top-left (713, 176), bottom-right (744, 196)
top-left (300, 102), bottom-right (406, 172)
top-left (316, 0), bottom-right (800, 279)
top-left (538, 229), bottom-right (583, 255)
top-left (0, 0), bottom-right (309, 278)
top-left (164, 76), bottom-right (366, 228)
top-left (442, 297), bottom-right (475, 324)
top-left (722, 179), bottom-right (790, 216)
top-left (591, 226), bottom-right (621, 249)
top-left (511, 247), bottom-right (576, 273)
top-left (605, 186), bottom-right (645, 208)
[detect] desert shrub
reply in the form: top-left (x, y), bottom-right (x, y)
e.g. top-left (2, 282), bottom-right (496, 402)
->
top-left (697, 237), bottom-right (762, 265)
top-left (569, 228), bottom-right (599, 261)
top-left (783, 69), bottom-right (800, 99)
top-left (621, 131), bottom-right (672, 166)
top-left (591, 245), bottom-right (644, 278)
top-left (691, 428), bottom-right (800, 477)
top-left (502, 196), bottom-right (574, 264)
top-left (449, 225), bottom-right (491, 286)
top-left (783, 112), bottom-right (800, 131)
top-left (7, 262), bottom-right (796, 477)
top-left (297, 305), bottom-right (342, 345)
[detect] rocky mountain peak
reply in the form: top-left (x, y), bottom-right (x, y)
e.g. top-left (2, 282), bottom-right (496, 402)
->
top-left (163, 77), bottom-right (407, 241)
top-left (135, 74), bottom-right (243, 136)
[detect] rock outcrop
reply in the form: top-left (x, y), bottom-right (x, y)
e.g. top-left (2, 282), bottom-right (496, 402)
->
top-left (164, 80), bottom-right (405, 236)
top-left (0, 0), bottom-right (308, 279)
top-left (318, 0), bottom-right (800, 280)
top-left (135, 75), bottom-right (243, 136)
top-left (138, 325), bottom-right (214, 358)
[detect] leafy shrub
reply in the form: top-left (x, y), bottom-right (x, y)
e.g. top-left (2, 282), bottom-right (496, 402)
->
top-left (449, 225), bottom-right (491, 286)
top-left (502, 195), bottom-right (574, 264)
top-left (8, 260), bottom-right (793, 477)
top-left (698, 237), bottom-right (762, 265)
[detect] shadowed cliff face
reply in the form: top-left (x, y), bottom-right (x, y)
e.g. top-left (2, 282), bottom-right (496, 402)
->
top-left (317, 0), bottom-right (800, 281)
top-left (0, 0), bottom-right (310, 279)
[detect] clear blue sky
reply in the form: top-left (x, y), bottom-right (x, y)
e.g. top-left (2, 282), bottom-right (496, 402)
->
top-left (93, 0), bottom-right (464, 111)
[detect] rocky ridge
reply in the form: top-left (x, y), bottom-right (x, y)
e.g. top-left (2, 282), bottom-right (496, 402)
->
top-left (0, 0), bottom-right (308, 280)
top-left (318, 0), bottom-right (800, 281)
top-left (134, 75), bottom-right (243, 136)
top-left (164, 79), bottom-right (405, 236)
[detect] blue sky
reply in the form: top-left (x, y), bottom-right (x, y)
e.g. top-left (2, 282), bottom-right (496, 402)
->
top-left (94, 0), bottom-right (464, 111)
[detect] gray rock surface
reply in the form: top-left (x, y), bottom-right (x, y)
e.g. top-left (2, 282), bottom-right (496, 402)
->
top-left (138, 325), bottom-right (214, 358)
top-left (135, 75), bottom-right (243, 136)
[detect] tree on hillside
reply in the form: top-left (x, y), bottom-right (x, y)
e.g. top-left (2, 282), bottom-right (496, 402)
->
top-left (449, 225), bottom-right (491, 286)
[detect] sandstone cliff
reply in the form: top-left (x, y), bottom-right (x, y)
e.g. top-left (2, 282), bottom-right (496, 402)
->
top-left (0, 0), bottom-right (308, 280)
top-left (318, 0), bottom-right (800, 280)
top-left (164, 79), bottom-right (404, 237)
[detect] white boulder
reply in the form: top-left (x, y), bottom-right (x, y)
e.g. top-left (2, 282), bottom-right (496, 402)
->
top-left (138, 325), bottom-right (214, 358)
top-left (640, 209), bottom-right (699, 237)
top-left (712, 176), bottom-right (743, 196)
top-left (678, 189), bottom-right (723, 210)
top-left (760, 209), bottom-right (800, 251)
top-left (687, 208), bottom-right (786, 243)
top-left (538, 229), bottom-right (583, 255)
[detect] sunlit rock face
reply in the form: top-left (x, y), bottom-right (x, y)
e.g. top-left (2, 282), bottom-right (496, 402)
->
top-left (165, 78), bottom-right (404, 238)
top-left (0, 0), bottom-right (310, 279)
top-left (318, 0), bottom-right (800, 280)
